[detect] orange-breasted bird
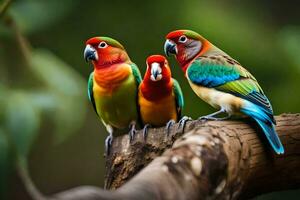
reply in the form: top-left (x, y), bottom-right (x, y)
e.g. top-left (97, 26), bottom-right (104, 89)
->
top-left (138, 55), bottom-right (187, 138)
top-left (84, 36), bottom-right (142, 154)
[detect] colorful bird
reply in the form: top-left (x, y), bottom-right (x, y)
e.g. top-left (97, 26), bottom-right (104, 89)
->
top-left (164, 30), bottom-right (284, 154)
top-left (138, 55), bottom-right (186, 138)
top-left (84, 36), bottom-right (142, 154)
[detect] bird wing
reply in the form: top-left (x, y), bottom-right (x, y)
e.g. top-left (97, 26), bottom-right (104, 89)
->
top-left (129, 63), bottom-right (143, 126)
top-left (172, 78), bottom-right (184, 118)
top-left (187, 55), bottom-right (274, 120)
top-left (129, 63), bottom-right (142, 86)
top-left (88, 72), bottom-right (98, 116)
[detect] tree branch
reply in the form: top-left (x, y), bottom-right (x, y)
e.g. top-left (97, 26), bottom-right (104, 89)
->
top-left (20, 114), bottom-right (300, 200)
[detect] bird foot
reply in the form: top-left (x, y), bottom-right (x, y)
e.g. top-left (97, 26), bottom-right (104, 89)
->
top-left (178, 116), bottom-right (192, 131)
top-left (129, 123), bottom-right (137, 143)
top-left (165, 120), bottom-right (175, 136)
top-left (198, 115), bottom-right (230, 121)
top-left (142, 124), bottom-right (151, 141)
top-left (105, 134), bottom-right (113, 156)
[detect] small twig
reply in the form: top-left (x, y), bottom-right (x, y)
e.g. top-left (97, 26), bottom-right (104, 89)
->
top-left (0, 0), bottom-right (12, 18)
top-left (0, 0), bottom-right (31, 66)
top-left (17, 157), bottom-right (48, 200)
top-left (2, 13), bottom-right (32, 69)
top-left (9, 15), bottom-right (32, 65)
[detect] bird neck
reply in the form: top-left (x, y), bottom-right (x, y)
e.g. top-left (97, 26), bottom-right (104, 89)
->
top-left (140, 78), bottom-right (173, 101)
top-left (179, 40), bottom-right (212, 74)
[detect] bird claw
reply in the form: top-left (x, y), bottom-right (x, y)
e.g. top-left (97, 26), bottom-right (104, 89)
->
top-left (198, 116), bottom-right (210, 121)
top-left (198, 115), bottom-right (230, 121)
top-left (178, 116), bottom-right (192, 130)
top-left (105, 134), bottom-right (113, 156)
top-left (129, 123), bottom-right (137, 143)
top-left (165, 120), bottom-right (175, 136)
top-left (197, 109), bottom-right (231, 121)
top-left (142, 124), bottom-right (151, 141)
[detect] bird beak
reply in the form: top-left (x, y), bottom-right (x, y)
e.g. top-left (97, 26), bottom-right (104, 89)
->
top-left (150, 62), bottom-right (162, 81)
top-left (164, 39), bottom-right (177, 57)
top-left (84, 44), bottom-right (98, 62)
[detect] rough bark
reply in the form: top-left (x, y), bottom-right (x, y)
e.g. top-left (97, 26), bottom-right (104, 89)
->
top-left (104, 113), bottom-right (300, 195)
top-left (21, 114), bottom-right (300, 200)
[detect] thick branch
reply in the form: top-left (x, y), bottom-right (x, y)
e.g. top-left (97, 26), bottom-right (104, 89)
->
top-left (20, 114), bottom-right (300, 200)
top-left (104, 113), bottom-right (300, 196)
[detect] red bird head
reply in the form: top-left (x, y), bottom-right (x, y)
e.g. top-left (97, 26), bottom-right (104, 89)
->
top-left (144, 55), bottom-right (172, 84)
top-left (164, 30), bottom-right (210, 71)
top-left (141, 55), bottom-right (173, 101)
top-left (84, 37), bottom-right (130, 68)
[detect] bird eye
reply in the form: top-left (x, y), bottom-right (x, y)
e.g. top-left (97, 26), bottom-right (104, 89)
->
top-left (98, 42), bottom-right (108, 48)
top-left (178, 35), bottom-right (187, 43)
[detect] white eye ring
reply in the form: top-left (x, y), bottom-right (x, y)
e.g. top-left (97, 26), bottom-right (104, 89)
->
top-left (178, 35), bottom-right (187, 43)
top-left (98, 41), bottom-right (108, 48)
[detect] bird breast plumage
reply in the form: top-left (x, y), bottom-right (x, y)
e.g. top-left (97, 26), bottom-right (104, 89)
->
top-left (139, 92), bottom-right (177, 126)
top-left (188, 79), bottom-right (244, 115)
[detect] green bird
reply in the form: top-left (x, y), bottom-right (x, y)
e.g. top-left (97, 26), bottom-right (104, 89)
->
top-left (84, 36), bottom-right (142, 154)
top-left (164, 29), bottom-right (284, 154)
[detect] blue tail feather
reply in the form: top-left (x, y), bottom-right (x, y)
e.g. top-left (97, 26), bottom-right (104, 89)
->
top-left (254, 119), bottom-right (284, 154)
top-left (241, 102), bottom-right (284, 154)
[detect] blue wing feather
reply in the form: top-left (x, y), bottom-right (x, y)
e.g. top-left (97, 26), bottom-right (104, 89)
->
top-left (187, 58), bottom-right (240, 87)
top-left (231, 91), bottom-right (275, 124)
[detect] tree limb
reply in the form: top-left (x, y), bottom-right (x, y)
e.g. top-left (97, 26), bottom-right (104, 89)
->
top-left (20, 114), bottom-right (300, 200)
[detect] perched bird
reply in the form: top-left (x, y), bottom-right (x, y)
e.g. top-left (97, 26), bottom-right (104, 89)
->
top-left (84, 36), bottom-right (142, 154)
top-left (138, 55), bottom-right (185, 138)
top-left (164, 30), bottom-right (284, 154)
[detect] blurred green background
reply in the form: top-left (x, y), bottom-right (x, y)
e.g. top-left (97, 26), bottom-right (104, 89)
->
top-left (0, 0), bottom-right (299, 199)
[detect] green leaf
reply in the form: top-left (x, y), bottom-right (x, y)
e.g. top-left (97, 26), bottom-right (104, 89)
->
top-left (5, 92), bottom-right (40, 157)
